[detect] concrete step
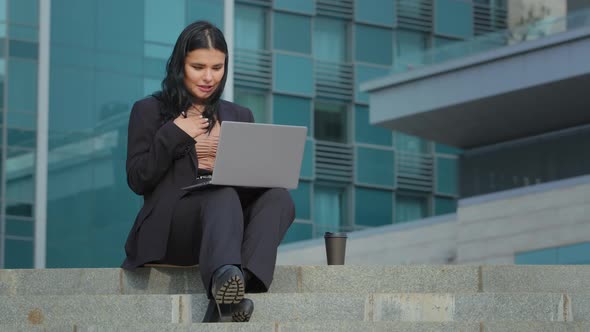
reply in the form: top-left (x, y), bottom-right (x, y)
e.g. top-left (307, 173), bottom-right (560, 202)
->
top-left (2, 265), bottom-right (590, 295)
top-left (0, 292), bottom-right (587, 325)
top-left (2, 322), bottom-right (590, 332)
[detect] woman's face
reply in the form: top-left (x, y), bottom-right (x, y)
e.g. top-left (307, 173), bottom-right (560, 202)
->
top-left (183, 48), bottom-right (226, 102)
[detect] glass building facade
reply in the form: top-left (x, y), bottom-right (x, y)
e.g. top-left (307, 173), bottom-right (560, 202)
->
top-left (1, 0), bottom-right (524, 268)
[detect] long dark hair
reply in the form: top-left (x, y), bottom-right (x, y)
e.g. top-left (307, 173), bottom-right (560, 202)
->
top-left (155, 21), bottom-right (228, 131)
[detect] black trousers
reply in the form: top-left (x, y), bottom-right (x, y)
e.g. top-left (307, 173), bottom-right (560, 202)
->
top-left (157, 186), bottom-right (295, 297)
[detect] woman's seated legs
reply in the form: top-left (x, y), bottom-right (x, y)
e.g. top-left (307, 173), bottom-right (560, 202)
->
top-left (237, 188), bottom-right (295, 292)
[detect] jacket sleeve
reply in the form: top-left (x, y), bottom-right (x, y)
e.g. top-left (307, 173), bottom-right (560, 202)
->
top-left (126, 100), bottom-right (195, 195)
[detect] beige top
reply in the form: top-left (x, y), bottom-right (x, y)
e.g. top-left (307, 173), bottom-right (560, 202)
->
top-left (195, 121), bottom-right (221, 171)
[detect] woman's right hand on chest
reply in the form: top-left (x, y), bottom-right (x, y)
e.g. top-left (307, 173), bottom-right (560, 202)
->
top-left (173, 114), bottom-right (210, 139)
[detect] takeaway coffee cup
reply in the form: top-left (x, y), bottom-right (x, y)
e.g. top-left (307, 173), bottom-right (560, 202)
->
top-left (324, 232), bottom-right (348, 265)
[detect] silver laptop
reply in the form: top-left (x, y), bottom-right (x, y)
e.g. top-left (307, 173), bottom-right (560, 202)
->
top-left (181, 121), bottom-right (307, 191)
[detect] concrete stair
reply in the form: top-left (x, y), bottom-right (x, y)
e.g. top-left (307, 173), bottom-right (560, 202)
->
top-left (1, 265), bottom-right (589, 331)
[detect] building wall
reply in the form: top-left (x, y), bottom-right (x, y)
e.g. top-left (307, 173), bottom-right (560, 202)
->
top-left (19, 0), bottom-right (572, 267)
top-left (277, 176), bottom-right (590, 265)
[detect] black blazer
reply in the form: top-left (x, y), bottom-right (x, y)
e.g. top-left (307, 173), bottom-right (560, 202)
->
top-left (121, 96), bottom-right (254, 269)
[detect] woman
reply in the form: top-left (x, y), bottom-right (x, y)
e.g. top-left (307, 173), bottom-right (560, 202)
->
top-left (122, 21), bottom-right (295, 323)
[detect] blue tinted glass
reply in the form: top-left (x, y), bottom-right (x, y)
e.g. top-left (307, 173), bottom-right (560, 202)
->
top-left (435, 143), bottom-right (462, 154)
top-left (436, 157), bottom-right (458, 196)
top-left (395, 194), bottom-right (428, 223)
top-left (234, 89), bottom-right (267, 123)
top-left (187, 0), bottom-right (224, 29)
top-left (355, 187), bottom-right (392, 227)
top-left (274, 0), bottom-right (314, 14)
top-left (355, 64), bottom-right (388, 103)
top-left (314, 186), bottom-right (346, 231)
top-left (9, 0), bottom-right (37, 25)
top-left (281, 222), bottom-right (313, 244)
top-left (355, 0), bottom-right (395, 26)
top-left (7, 128), bottom-right (36, 148)
top-left (354, 105), bottom-right (392, 146)
top-left (356, 147), bottom-right (394, 186)
top-left (355, 24), bottom-right (392, 65)
top-left (273, 94), bottom-right (311, 129)
top-left (6, 173), bottom-right (33, 201)
top-left (235, 4), bottom-right (266, 50)
top-left (9, 40), bottom-right (37, 59)
top-left (145, 0), bottom-right (184, 44)
top-left (94, 71), bottom-right (143, 125)
top-left (289, 181), bottom-right (311, 220)
top-left (51, 1), bottom-right (95, 48)
top-left (8, 59), bottom-right (37, 112)
top-left (0, 0), bottom-right (6, 20)
top-left (300, 139), bottom-right (313, 178)
top-left (6, 218), bottom-right (34, 237)
top-left (9, 24), bottom-right (37, 41)
top-left (49, 66), bottom-right (93, 133)
top-left (434, 0), bottom-right (473, 39)
top-left (314, 17), bottom-right (347, 62)
top-left (434, 196), bottom-right (456, 215)
top-left (96, 52), bottom-right (143, 76)
top-left (274, 12), bottom-right (311, 54)
top-left (274, 53), bottom-right (313, 96)
top-left (5, 239), bottom-right (33, 268)
top-left (395, 30), bottom-right (430, 70)
top-left (395, 132), bottom-right (430, 153)
top-left (515, 248), bottom-right (557, 264)
top-left (557, 242), bottom-right (590, 264)
top-left (96, 0), bottom-right (143, 54)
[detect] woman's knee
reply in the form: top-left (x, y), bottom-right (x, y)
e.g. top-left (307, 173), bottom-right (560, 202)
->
top-left (203, 187), bottom-right (241, 209)
top-left (266, 188), bottom-right (295, 219)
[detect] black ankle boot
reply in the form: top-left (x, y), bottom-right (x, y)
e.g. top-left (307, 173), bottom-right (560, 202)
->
top-left (203, 265), bottom-right (245, 322)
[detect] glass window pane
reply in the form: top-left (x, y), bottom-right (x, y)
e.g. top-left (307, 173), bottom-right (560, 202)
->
top-left (434, 196), bottom-right (456, 215)
top-left (235, 4), bottom-right (266, 50)
top-left (144, 0), bottom-right (184, 44)
top-left (9, 0), bottom-right (38, 25)
top-left (395, 194), bottom-right (428, 223)
top-left (355, 187), bottom-right (393, 227)
top-left (300, 139), bottom-right (313, 178)
top-left (313, 17), bottom-right (347, 62)
top-left (515, 247), bottom-right (558, 264)
top-left (272, 94), bottom-right (311, 129)
top-left (281, 221), bottom-right (313, 244)
top-left (289, 181), bottom-right (310, 220)
top-left (354, 105), bottom-right (392, 146)
top-left (356, 147), bottom-right (394, 187)
top-left (314, 102), bottom-right (347, 143)
top-left (273, 53), bottom-right (313, 96)
top-left (7, 111), bottom-right (36, 129)
top-left (5, 201), bottom-right (34, 217)
top-left (8, 59), bottom-right (37, 112)
top-left (314, 185), bottom-right (347, 235)
top-left (395, 29), bottom-right (430, 70)
top-left (187, 0), bottom-right (224, 29)
top-left (557, 242), bottom-right (590, 265)
top-left (6, 217), bottom-right (34, 237)
top-left (234, 89), bottom-right (267, 123)
top-left (436, 157), bottom-right (458, 196)
top-left (355, 64), bottom-right (388, 104)
top-left (274, 12), bottom-right (311, 54)
top-left (395, 132), bottom-right (430, 153)
top-left (355, 24), bottom-right (392, 65)
top-left (96, 0), bottom-right (144, 54)
top-left (434, 0), bottom-right (473, 39)
top-left (7, 128), bottom-right (36, 148)
top-left (5, 238), bottom-right (33, 268)
top-left (355, 0), bottom-right (395, 26)
top-left (51, 1), bottom-right (95, 48)
top-left (9, 40), bottom-right (38, 59)
top-left (274, 0), bottom-right (314, 14)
